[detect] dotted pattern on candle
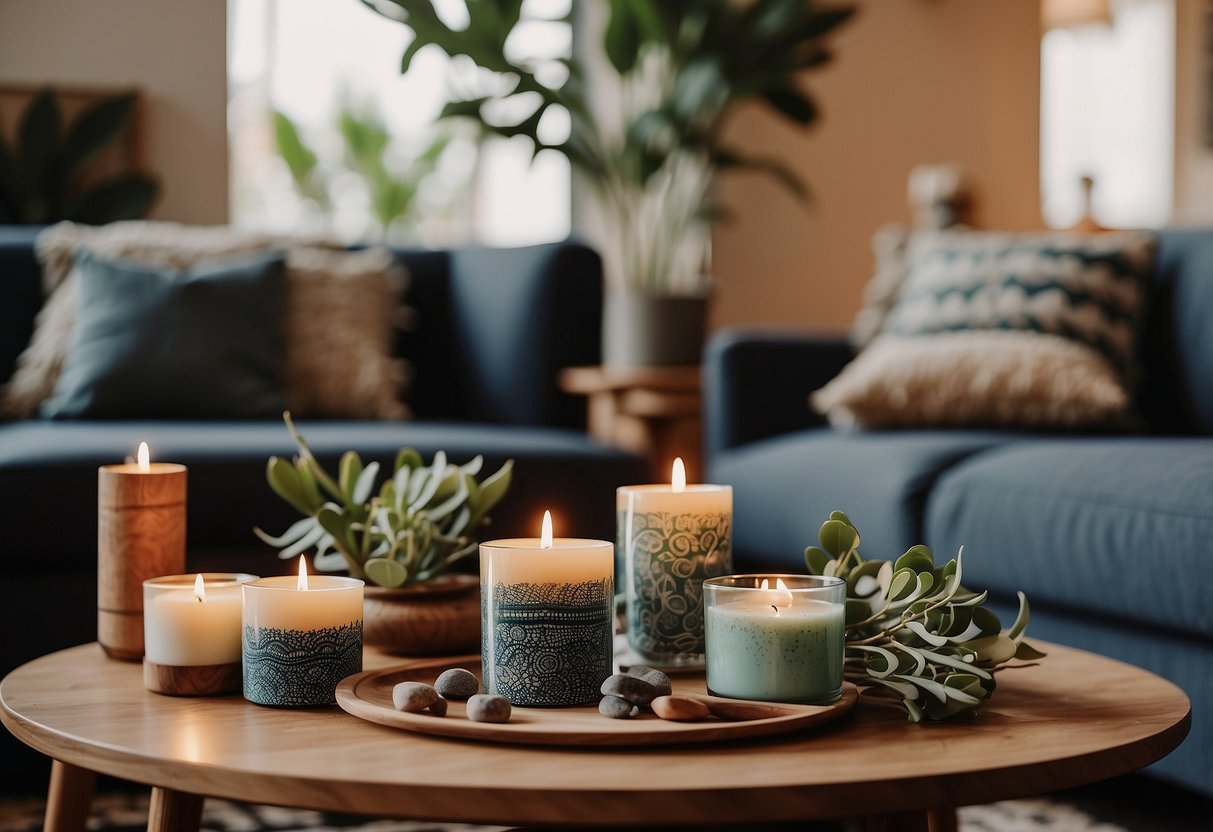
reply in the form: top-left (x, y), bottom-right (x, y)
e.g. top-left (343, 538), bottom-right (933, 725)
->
top-left (483, 578), bottom-right (613, 707)
top-left (705, 601), bottom-right (844, 704)
top-left (621, 511), bottom-right (732, 660)
top-left (242, 622), bottom-right (363, 707)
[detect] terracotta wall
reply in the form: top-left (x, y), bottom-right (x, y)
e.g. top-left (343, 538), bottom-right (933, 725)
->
top-left (711, 0), bottom-right (1043, 332)
top-left (1174, 0), bottom-right (1213, 224)
top-left (0, 0), bottom-right (229, 224)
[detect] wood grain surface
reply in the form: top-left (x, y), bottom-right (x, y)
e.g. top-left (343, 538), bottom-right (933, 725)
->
top-left (97, 464), bottom-right (187, 661)
top-left (0, 642), bottom-right (1191, 827)
top-left (336, 657), bottom-right (857, 745)
top-left (142, 660), bottom-right (241, 697)
top-left (362, 575), bottom-right (480, 656)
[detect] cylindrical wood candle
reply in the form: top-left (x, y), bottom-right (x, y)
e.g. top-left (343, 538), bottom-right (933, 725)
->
top-left (98, 445), bottom-right (187, 661)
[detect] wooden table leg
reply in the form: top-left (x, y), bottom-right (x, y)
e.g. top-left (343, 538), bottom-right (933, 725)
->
top-left (44, 760), bottom-right (97, 832)
top-left (147, 787), bottom-right (203, 832)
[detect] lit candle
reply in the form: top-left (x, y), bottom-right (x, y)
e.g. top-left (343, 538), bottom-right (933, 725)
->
top-left (144, 573), bottom-right (256, 666)
top-left (617, 458), bottom-right (732, 666)
top-left (241, 558), bottom-right (364, 707)
top-left (97, 442), bottom-right (187, 661)
top-left (704, 574), bottom-right (846, 704)
top-left (481, 511), bottom-right (614, 706)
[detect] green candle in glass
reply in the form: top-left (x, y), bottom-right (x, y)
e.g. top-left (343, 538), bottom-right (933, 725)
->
top-left (704, 574), bottom-right (845, 704)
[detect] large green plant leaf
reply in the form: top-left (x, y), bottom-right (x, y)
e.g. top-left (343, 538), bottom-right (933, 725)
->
top-left (69, 173), bottom-right (158, 224)
top-left (18, 89), bottom-right (62, 222)
top-left (273, 110), bottom-right (328, 207)
top-left (60, 93), bottom-right (136, 174)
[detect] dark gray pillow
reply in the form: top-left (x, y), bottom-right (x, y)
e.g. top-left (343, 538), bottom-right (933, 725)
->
top-left (41, 251), bottom-right (287, 419)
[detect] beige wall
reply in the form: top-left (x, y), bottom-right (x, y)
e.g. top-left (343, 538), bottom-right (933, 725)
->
top-left (0, 0), bottom-right (228, 224)
top-left (712, 0), bottom-right (1043, 332)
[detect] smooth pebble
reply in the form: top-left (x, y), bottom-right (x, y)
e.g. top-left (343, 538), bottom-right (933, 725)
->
top-left (467, 693), bottom-right (512, 723)
top-left (435, 668), bottom-right (480, 700)
top-left (392, 681), bottom-right (439, 713)
top-left (598, 695), bottom-right (639, 719)
top-left (651, 695), bottom-right (712, 722)
top-left (601, 673), bottom-right (660, 705)
top-left (428, 697), bottom-right (448, 717)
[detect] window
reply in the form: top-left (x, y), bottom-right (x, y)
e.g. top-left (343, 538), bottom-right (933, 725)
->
top-left (227, 0), bottom-right (571, 245)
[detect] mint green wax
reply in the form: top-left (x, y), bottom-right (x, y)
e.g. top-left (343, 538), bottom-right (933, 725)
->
top-left (705, 597), bottom-right (845, 703)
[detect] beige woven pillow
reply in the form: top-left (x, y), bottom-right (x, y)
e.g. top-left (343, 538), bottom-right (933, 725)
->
top-left (0, 222), bottom-right (410, 420)
top-left (283, 247), bottom-right (409, 419)
top-left (811, 331), bottom-right (1131, 430)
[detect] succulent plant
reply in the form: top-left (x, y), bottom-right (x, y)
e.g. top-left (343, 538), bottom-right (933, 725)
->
top-left (255, 413), bottom-right (512, 588)
top-left (805, 511), bottom-right (1045, 722)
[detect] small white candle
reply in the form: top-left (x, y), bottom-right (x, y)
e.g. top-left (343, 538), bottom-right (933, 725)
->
top-left (143, 573), bottom-right (256, 666)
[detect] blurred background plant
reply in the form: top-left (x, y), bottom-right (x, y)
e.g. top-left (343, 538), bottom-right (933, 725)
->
top-left (0, 87), bottom-right (158, 224)
top-left (272, 97), bottom-right (462, 241)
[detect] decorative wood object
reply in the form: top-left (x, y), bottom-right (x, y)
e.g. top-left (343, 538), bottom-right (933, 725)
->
top-left (142, 659), bottom-right (241, 696)
top-left (336, 657), bottom-right (857, 746)
top-left (362, 574), bottom-right (480, 656)
top-left (0, 642), bottom-right (1191, 830)
top-left (97, 462), bottom-right (187, 660)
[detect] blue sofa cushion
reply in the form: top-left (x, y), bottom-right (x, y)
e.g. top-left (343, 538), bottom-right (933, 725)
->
top-left (926, 438), bottom-right (1213, 637)
top-left (42, 251), bottom-right (288, 420)
top-left (0, 419), bottom-right (648, 573)
top-left (710, 428), bottom-right (1013, 570)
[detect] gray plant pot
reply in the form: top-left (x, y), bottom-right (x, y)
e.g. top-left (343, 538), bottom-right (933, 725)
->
top-left (603, 291), bottom-right (708, 368)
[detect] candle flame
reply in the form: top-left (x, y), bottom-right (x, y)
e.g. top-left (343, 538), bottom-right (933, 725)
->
top-left (541, 510), bottom-right (553, 549)
top-left (193, 573), bottom-right (205, 603)
top-left (671, 457), bottom-right (686, 493)
top-left (297, 557), bottom-right (309, 591)
top-left (761, 577), bottom-right (794, 616)
top-left (137, 442), bottom-right (151, 472)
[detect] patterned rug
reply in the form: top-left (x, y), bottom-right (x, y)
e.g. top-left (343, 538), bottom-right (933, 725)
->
top-left (1, 783), bottom-right (1207, 832)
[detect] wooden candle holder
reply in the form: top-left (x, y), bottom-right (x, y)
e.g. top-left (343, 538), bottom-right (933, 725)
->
top-left (98, 463), bottom-right (187, 661)
top-left (143, 659), bottom-right (242, 696)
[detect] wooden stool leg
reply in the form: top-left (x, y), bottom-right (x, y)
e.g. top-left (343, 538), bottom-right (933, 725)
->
top-left (44, 760), bottom-right (97, 832)
top-left (147, 787), bottom-right (203, 832)
top-left (928, 806), bottom-right (958, 832)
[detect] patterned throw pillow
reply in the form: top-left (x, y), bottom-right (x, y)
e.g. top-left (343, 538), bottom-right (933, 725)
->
top-left (817, 230), bottom-right (1156, 430)
top-left (0, 222), bottom-right (411, 420)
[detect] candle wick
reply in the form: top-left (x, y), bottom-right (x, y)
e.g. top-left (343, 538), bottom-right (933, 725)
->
top-left (771, 604), bottom-right (779, 616)
top-left (195, 596), bottom-right (203, 603)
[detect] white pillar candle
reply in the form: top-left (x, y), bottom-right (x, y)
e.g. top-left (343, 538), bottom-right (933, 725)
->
top-left (618, 458), bottom-right (732, 665)
top-left (143, 573), bottom-right (256, 666)
top-left (481, 511), bottom-right (614, 706)
top-left (242, 559), bottom-right (364, 707)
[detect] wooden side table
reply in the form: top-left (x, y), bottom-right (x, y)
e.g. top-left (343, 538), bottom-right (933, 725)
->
top-left (559, 366), bottom-right (702, 481)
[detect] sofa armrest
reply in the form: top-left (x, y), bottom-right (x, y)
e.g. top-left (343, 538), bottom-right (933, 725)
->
top-left (703, 328), bottom-right (854, 462)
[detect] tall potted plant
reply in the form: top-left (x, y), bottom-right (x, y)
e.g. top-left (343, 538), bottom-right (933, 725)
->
top-left (363, 0), bottom-right (854, 366)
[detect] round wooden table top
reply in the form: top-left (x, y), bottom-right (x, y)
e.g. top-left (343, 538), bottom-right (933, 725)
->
top-left (0, 642), bottom-right (1190, 827)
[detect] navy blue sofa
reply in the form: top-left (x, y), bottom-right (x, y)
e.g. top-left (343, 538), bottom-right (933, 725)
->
top-left (705, 228), bottom-right (1213, 798)
top-left (0, 226), bottom-right (646, 790)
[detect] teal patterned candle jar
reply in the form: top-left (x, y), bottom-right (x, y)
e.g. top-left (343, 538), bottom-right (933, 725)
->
top-left (704, 574), bottom-right (845, 704)
top-left (480, 513), bottom-right (614, 707)
top-left (618, 460), bottom-right (732, 667)
top-left (241, 563), bottom-right (363, 707)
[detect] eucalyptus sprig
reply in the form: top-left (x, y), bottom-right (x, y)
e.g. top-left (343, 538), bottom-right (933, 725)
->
top-left (805, 511), bottom-right (1044, 722)
top-left (255, 412), bottom-right (512, 588)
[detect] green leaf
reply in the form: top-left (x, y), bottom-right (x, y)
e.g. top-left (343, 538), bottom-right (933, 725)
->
top-left (804, 545), bottom-right (830, 575)
top-left (760, 85), bottom-right (817, 125)
top-left (1008, 590), bottom-right (1031, 640)
top-left (352, 461), bottom-right (380, 505)
top-left (253, 516), bottom-right (315, 548)
top-left (818, 518), bottom-right (858, 558)
top-left (364, 557), bottom-right (408, 588)
top-left (18, 89), bottom-right (61, 218)
top-left (266, 456), bottom-right (318, 515)
top-left (967, 633), bottom-right (1018, 666)
top-left (394, 448), bottom-right (422, 474)
top-left (471, 459), bottom-right (513, 522)
top-left (844, 598), bottom-right (871, 626)
top-left (338, 451), bottom-right (363, 503)
top-left (69, 173), bottom-right (158, 223)
top-left (1014, 641), bottom-right (1048, 661)
top-left (60, 93), bottom-right (136, 174)
top-left (894, 545), bottom-right (934, 575)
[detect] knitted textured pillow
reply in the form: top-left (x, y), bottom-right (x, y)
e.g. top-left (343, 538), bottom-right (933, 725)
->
top-left (811, 331), bottom-right (1132, 430)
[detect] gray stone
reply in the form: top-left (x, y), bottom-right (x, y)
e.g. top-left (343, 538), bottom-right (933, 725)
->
top-left (467, 693), bottom-right (512, 723)
top-left (601, 673), bottom-right (660, 705)
top-left (392, 681), bottom-right (439, 713)
top-left (598, 695), bottom-right (639, 719)
top-left (435, 668), bottom-right (480, 700)
top-left (428, 697), bottom-right (448, 717)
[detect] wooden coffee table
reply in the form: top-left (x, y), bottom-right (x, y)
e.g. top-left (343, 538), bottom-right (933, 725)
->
top-left (0, 642), bottom-right (1190, 832)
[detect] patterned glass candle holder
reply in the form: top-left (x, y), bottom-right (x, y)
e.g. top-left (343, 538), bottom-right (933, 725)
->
top-left (618, 461), bottom-right (732, 667)
top-left (480, 517), bottom-right (613, 707)
top-left (704, 574), bottom-right (845, 704)
top-left (241, 565), bottom-right (364, 707)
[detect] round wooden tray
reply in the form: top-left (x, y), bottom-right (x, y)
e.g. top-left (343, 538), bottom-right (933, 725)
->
top-left (335, 656), bottom-right (858, 746)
